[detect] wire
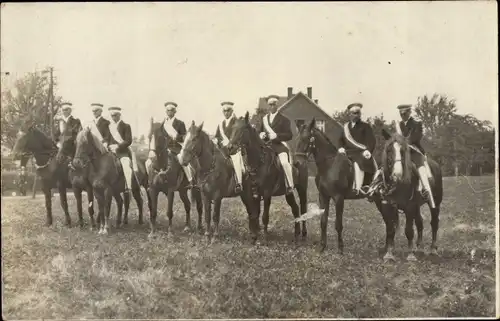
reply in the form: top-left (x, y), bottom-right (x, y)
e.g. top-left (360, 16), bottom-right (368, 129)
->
top-left (459, 174), bottom-right (496, 193)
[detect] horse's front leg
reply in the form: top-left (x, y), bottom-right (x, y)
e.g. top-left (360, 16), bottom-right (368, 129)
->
top-left (405, 205), bottom-right (417, 261)
top-left (58, 182), bottom-right (71, 227)
top-left (114, 191), bottom-right (124, 228)
top-left (166, 190), bottom-right (175, 234)
top-left (333, 194), bottom-right (345, 254)
top-left (379, 201), bottom-right (397, 262)
top-left (262, 197), bottom-right (271, 245)
top-left (122, 190), bottom-right (130, 225)
top-left (414, 205), bottom-right (424, 253)
top-left (212, 197), bottom-right (222, 242)
top-left (284, 193), bottom-right (301, 244)
top-left (192, 187), bottom-right (204, 234)
top-left (43, 185), bottom-right (53, 226)
top-left (74, 187), bottom-right (84, 228)
top-left (131, 185), bottom-right (144, 225)
top-left (297, 184), bottom-right (308, 239)
top-left (86, 185), bottom-right (96, 230)
top-left (102, 187), bottom-right (113, 235)
top-left (319, 190), bottom-right (330, 253)
top-left (202, 192), bottom-right (212, 241)
top-left (148, 185), bottom-right (160, 238)
top-left (179, 188), bottom-right (192, 233)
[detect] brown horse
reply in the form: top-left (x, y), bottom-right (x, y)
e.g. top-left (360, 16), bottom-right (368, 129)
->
top-left (295, 119), bottom-right (399, 259)
top-left (178, 121), bottom-right (257, 243)
top-left (73, 127), bottom-right (150, 234)
top-left (146, 121), bottom-right (203, 238)
top-left (12, 125), bottom-right (95, 228)
top-left (380, 129), bottom-right (443, 260)
top-left (227, 112), bottom-right (309, 244)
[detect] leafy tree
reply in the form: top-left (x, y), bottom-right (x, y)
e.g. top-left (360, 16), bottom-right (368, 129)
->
top-left (414, 94), bottom-right (457, 137)
top-left (1, 69), bottom-right (63, 148)
top-left (331, 109), bottom-right (350, 124)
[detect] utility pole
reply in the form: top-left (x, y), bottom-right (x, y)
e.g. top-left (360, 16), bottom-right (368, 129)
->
top-left (48, 67), bottom-right (54, 140)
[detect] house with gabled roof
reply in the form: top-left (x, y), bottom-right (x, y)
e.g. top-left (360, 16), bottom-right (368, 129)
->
top-left (253, 86), bottom-right (343, 151)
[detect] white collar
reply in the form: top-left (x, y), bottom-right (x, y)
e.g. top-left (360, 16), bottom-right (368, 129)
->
top-left (403, 116), bottom-right (412, 125)
top-left (94, 116), bottom-right (102, 123)
top-left (224, 114), bottom-right (235, 123)
top-left (165, 116), bottom-right (176, 123)
top-left (111, 119), bottom-right (122, 126)
top-left (62, 115), bottom-right (71, 122)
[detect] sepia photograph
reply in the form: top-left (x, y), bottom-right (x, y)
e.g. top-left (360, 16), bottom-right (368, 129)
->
top-left (1, 2), bottom-right (498, 319)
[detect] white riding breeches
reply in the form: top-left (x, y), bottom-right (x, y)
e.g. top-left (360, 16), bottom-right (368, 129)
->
top-left (417, 165), bottom-right (436, 208)
top-left (230, 151), bottom-right (244, 185)
top-left (353, 161), bottom-right (365, 191)
top-left (182, 164), bottom-right (193, 182)
top-left (278, 152), bottom-right (294, 188)
top-left (120, 156), bottom-right (133, 190)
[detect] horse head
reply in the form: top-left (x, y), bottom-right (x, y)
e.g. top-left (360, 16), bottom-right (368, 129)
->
top-left (178, 120), bottom-right (206, 166)
top-left (295, 118), bottom-right (337, 166)
top-left (148, 122), bottom-right (170, 171)
top-left (381, 128), bottom-right (413, 184)
top-left (12, 124), bottom-right (56, 167)
top-left (227, 111), bottom-right (264, 157)
top-left (73, 127), bottom-right (107, 170)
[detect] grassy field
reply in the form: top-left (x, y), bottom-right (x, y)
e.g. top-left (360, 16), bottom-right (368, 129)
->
top-left (1, 176), bottom-right (497, 318)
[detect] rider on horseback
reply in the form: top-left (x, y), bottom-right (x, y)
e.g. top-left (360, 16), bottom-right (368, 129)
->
top-left (88, 103), bottom-right (112, 148)
top-left (106, 106), bottom-right (137, 194)
top-left (159, 102), bottom-right (195, 189)
top-left (214, 101), bottom-right (244, 194)
top-left (396, 104), bottom-right (436, 208)
top-left (54, 102), bottom-right (82, 167)
top-left (258, 95), bottom-right (294, 195)
top-left (337, 103), bottom-right (377, 195)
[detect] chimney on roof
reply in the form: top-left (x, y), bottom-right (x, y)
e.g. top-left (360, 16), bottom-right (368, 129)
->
top-left (307, 87), bottom-right (312, 98)
top-left (314, 99), bottom-right (319, 104)
top-left (287, 87), bottom-right (293, 99)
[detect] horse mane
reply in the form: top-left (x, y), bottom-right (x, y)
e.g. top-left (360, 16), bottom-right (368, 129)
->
top-left (381, 132), bottom-right (413, 183)
top-left (31, 127), bottom-right (57, 150)
top-left (76, 127), bottom-right (108, 155)
top-left (312, 126), bottom-right (338, 152)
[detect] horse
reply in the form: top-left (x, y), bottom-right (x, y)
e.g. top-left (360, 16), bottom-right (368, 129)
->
top-left (178, 121), bottom-right (258, 243)
top-left (294, 119), bottom-right (401, 259)
top-left (72, 127), bottom-right (150, 234)
top-left (146, 121), bottom-right (203, 238)
top-left (11, 125), bottom-right (95, 228)
top-left (379, 129), bottom-right (443, 260)
top-left (226, 112), bottom-right (309, 245)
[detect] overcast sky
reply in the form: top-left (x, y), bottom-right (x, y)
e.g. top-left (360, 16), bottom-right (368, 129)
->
top-left (1, 2), bottom-right (497, 136)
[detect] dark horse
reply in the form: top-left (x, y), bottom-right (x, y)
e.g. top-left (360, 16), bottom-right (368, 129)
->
top-left (379, 129), bottom-right (443, 260)
top-left (295, 119), bottom-right (397, 256)
top-left (12, 125), bottom-right (95, 228)
top-left (73, 127), bottom-right (150, 234)
top-left (227, 112), bottom-right (309, 244)
top-left (178, 121), bottom-right (257, 243)
top-left (146, 121), bottom-right (203, 238)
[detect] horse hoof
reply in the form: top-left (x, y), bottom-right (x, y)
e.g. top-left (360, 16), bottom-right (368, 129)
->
top-left (318, 245), bottom-right (326, 253)
top-left (407, 253), bottom-right (417, 262)
top-left (102, 230), bottom-right (108, 235)
top-left (430, 248), bottom-right (439, 256)
top-left (183, 226), bottom-right (191, 233)
top-left (123, 220), bottom-right (129, 225)
top-left (204, 231), bottom-right (210, 237)
top-left (148, 232), bottom-right (155, 239)
top-left (138, 219), bottom-right (144, 225)
top-left (383, 253), bottom-right (396, 262)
